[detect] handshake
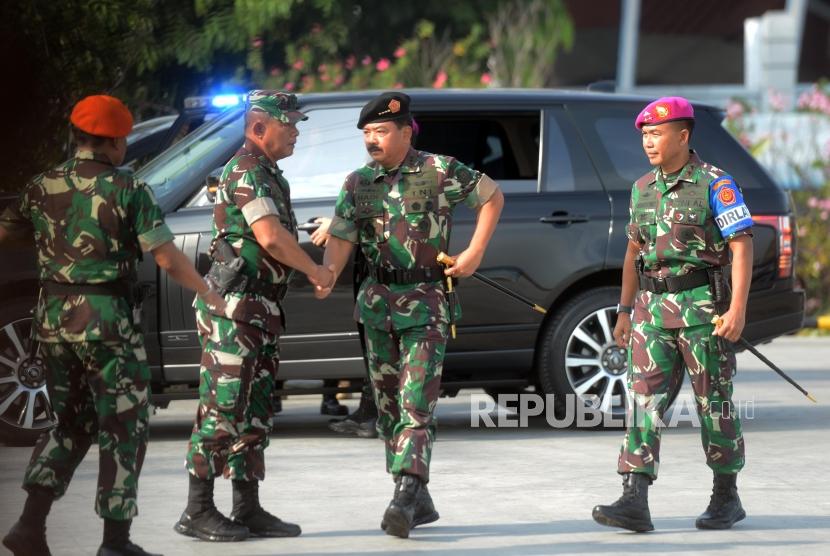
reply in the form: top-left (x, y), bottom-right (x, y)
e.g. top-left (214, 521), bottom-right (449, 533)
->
top-left (307, 264), bottom-right (338, 300)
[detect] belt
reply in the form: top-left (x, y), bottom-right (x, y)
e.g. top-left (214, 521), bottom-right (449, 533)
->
top-left (367, 265), bottom-right (444, 285)
top-left (226, 278), bottom-right (288, 302)
top-left (41, 279), bottom-right (135, 303)
top-left (638, 267), bottom-right (712, 294)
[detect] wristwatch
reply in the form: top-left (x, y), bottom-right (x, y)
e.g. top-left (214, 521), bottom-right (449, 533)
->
top-left (615, 304), bottom-right (633, 315)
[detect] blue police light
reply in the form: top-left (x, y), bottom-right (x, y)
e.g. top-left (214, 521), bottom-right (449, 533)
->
top-left (211, 94), bottom-right (241, 108)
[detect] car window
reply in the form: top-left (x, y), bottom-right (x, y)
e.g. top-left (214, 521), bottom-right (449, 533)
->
top-left (414, 112), bottom-right (540, 194)
top-left (137, 108), bottom-right (244, 212)
top-left (542, 107), bottom-right (600, 192)
top-left (279, 106), bottom-right (369, 200)
top-left (566, 104), bottom-right (650, 190)
top-left (568, 103), bottom-right (772, 191)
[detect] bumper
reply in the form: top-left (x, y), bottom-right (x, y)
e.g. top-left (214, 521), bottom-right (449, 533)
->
top-left (743, 287), bottom-right (805, 345)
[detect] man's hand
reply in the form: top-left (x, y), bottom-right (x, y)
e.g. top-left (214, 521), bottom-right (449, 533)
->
top-left (443, 248), bottom-right (483, 278)
top-left (613, 313), bottom-right (632, 348)
top-left (313, 264), bottom-right (337, 299)
top-left (307, 264), bottom-right (334, 290)
top-left (310, 217), bottom-right (332, 247)
top-left (713, 308), bottom-right (746, 343)
top-left (198, 288), bottom-right (227, 314)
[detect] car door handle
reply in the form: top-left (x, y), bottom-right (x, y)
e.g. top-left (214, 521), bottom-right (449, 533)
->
top-left (539, 212), bottom-right (590, 225)
top-left (297, 221), bottom-right (322, 233)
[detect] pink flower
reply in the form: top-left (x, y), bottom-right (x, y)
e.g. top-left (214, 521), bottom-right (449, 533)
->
top-left (362, 56), bottom-right (372, 66)
top-left (821, 211), bottom-right (829, 221)
top-left (808, 196), bottom-right (818, 208)
top-left (432, 70), bottom-right (448, 89)
top-left (480, 72), bottom-right (492, 85)
top-left (320, 74), bottom-right (330, 82)
top-left (394, 47), bottom-right (406, 58)
top-left (251, 37), bottom-right (263, 49)
top-left (269, 67), bottom-right (280, 77)
top-left (292, 59), bottom-right (304, 71)
top-left (393, 82), bottom-right (404, 89)
top-left (334, 75), bottom-right (345, 87)
top-left (284, 82), bottom-right (295, 92)
top-left (345, 55), bottom-right (356, 70)
top-left (376, 58), bottom-right (391, 71)
top-left (768, 88), bottom-right (786, 112)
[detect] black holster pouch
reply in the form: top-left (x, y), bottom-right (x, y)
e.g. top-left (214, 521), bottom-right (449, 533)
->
top-left (707, 266), bottom-right (733, 355)
top-left (206, 237), bottom-right (247, 296)
top-left (446, 287), bottom-right (459, 328)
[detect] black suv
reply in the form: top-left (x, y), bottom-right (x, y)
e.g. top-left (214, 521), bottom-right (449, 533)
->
top-left (0, 89), bottom-right (804, 444)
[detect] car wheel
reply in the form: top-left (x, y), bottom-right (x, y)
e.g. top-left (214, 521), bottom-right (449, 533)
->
top-left (537, 286), bottom-right (681, 424)
top-left (0, 300), bottom-right (54, 446)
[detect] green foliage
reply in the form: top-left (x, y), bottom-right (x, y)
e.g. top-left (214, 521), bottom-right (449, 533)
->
top-left (1, 0), bottom-right (574, 193)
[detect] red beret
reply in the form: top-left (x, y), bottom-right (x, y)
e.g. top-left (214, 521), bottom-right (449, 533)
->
top-left (70, 95), bottom-right (134, 138)
top-left (635, 96), bottom-right (694, 129)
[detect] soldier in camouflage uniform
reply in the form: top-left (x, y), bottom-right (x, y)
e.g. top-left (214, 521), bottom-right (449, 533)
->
top-left (592, 97), bottom-right (754, 532)
top-left (317, 92), bottom-right (504, 538)
top-left (0, 95), bottom-right (226, 556)
top-left (174, 90), bottom-right (333, 543)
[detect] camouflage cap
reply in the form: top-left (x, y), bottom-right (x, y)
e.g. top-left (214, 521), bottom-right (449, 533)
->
top-left (246, 90), bottom-right (308, 124)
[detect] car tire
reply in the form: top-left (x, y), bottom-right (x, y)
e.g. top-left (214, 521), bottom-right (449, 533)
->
top-left (0, 299), bottom-right (54, 446)
top-left (536, 286), bottom-right (682, 426)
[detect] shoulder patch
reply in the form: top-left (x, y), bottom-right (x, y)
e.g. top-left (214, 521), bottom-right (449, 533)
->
top-left (635, 170), bottom-right (657, 188)
top-left (712, 178), bottom-right (732, 191)
top-left (718, 186), bottom-right (736, 205)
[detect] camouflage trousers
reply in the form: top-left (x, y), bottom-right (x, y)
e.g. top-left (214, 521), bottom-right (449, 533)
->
top-left (185, 313), bottom-right (279, 481)
top-left (364, 323), bottom-right (447, 482)
top-left (23, 333), bottom-right (150, 521)
top-left (618, 320), bottom-right (745, 479)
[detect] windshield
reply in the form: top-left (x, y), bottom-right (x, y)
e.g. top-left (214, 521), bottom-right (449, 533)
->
top-left (128, 115), bottom-right (177, 144)
top-left (137, 107), bottom-right (244, 211)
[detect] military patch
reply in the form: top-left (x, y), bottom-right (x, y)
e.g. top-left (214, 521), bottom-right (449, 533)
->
top-left (712, 178), bottom-right (731, 191)
top-left (388, 99), bottom-right (401, 113)
top-left (718, 187), bottom-right (736, 206)
top-left (655, 104), bottom-right (670, 119)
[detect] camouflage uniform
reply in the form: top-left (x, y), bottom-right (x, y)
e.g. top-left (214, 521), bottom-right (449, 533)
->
top-left (619, 150), bottom-right (753, 479)
top-left (185, 140), bottom-right (298, 481)
top-left (329, 147), bottom-right (498, 481)
top-left (0, 150), bottom-right (174, 520)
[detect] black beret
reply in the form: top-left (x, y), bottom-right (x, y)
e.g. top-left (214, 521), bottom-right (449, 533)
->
top-left (357, 92), bottom-right (411, 129)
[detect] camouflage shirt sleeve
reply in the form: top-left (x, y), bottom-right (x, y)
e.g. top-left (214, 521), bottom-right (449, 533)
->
top-left (233, 167), bottom-right (281, 226)
top-left (329, 173), bottom-right (359, 244)
top-left (129, 181), bottom-right (175, 251)
top-left (442, 157), bottom-right (491, 210)
top-left (625, 182), bottom-right (640, 242)
top-left (0, 181), bottom-right (34, 238)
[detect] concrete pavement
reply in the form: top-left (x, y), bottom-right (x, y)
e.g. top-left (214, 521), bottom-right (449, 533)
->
top-left (1, 337), bottom-right (828, 555)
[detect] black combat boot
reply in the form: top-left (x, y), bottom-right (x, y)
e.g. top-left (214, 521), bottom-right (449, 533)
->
top-left (696, 473), bottom-right (746, 529)
top-left (381, 478), bottom-right (439, 532)
top-left (592, 473), bottom-right (655, 532)
top-left (329, 384), bottom-right (378, 438)
top-left (230, 480), bottom-right (301, 537)
top-left (3, 486), bottom-right (54, 556)
top-left (174, 475), bottom-right (249, 542)
top-left (96, 519), bottom-right (161, 556)
top-left (320, 395), bottom-right (349, 416)
top-left (382, 474), bottom-right (426, 538)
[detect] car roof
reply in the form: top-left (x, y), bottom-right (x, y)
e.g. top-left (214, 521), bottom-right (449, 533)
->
top-left (296, 88), bottom-right (721, 112)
